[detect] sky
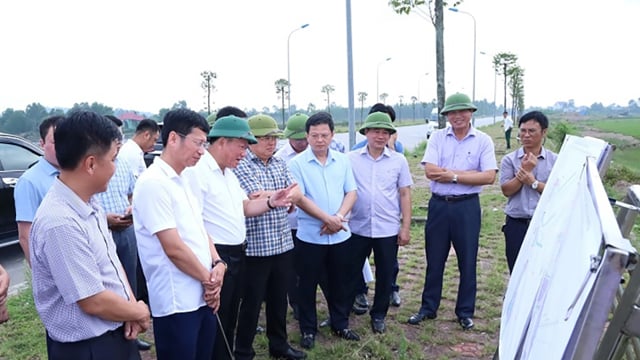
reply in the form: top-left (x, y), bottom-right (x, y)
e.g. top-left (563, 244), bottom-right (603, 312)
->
top-left (1, 0), bottom-right (638, 115)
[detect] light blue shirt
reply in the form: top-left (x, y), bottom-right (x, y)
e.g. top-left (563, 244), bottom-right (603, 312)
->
top-left (96, 158), bottom-right (135, 214)
top-left (421, 126), bottom-right (497, 196)
top-left (347, 146), bottom-right (413, 238)
top-left (14, 157), bottom-right (59, 222)
top-left (288, 148), bottom-right (357, 245)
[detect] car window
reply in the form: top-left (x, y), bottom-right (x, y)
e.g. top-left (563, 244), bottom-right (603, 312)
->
top-left (0, 142), bottom-right (40, 171)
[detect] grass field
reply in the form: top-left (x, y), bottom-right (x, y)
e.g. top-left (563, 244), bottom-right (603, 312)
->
top-left (1, 118), bottom-right (638, 359)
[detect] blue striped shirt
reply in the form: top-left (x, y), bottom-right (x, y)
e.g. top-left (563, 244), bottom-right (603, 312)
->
top-left (233, 150), bottom-right (294, 257)
top-left (96, 158), bottom-right (135, 214)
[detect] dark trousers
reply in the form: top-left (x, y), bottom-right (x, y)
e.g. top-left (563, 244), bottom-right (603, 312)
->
top-left (419, 194), bottom-right (481, 319)
top-left (505, 128), bottom-right (512, 149)
top-left (355, 253), bottom-right (400, 294)
top-left (296, 238), bottom-right (353, 334)
top-left (288, 231), bottom-right (299, 308)
top-left (46, 326), bottom-right (139, 360)
top-left (503, 215), bottom-right (531, 273)
top-left (112, 225), bottom-right (138, 296)
top-left (351, 233), bottom-right (398, 320)
top-left (154, 305), bottom-right (217, 360)
top-left (213, 243), bottom-right (247, 360)
top-left (235, 251), bottom-right (293, 359)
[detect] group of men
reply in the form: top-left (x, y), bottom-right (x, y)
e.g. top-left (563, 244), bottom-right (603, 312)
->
top-left (1, 90), bottom-right (558, 359)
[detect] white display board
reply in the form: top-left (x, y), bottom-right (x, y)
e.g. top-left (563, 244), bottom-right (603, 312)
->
top-left (499, 135), bottom-right (613, 359)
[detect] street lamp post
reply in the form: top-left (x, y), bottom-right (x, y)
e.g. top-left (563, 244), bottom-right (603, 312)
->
top-left (376, 57), bottom-right (391, 102)
top-left (448, 8), bottom-right (476, 105)
top-left (287, 23), bottom-right (309, 118)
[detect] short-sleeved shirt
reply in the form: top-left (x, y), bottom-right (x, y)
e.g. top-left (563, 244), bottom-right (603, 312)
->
top-left (348, 146), bottom-right (413, 238)
top-left (275, 142), bottom-right (304, 230)
top-left (500, 146), bottom-right (557, 218)
top-left (288, 148), bottom-right (357, 245)
top-left (30, 178), bottom-right (129, 342)
top-left (133, 158), bottom-right (211, 317)
top-left (421, 126), bottom-right (497, 196)
top-left (183, 151), bottom-right (247, 246)
top-left (504, 117), bottom-right (514, 131)
top-left (119, 140), bottom-right (146, 178)
top-left (351, 139), bottom-right (405, 154)
top-left (14, 157), bottom-right (59, 222)
top-left (96, 158), bottom-right (136, 214)
top-left (233, 150), bottom-right (294, 257)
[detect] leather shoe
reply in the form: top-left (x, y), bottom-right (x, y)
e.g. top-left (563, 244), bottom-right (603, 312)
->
top-left (371, 318), bottom-right (386, 334)
top-left (300, 333), bottom-right (315, 349)
top-left (269, 346), bottom-right (307, 359)
top-left (390, 291), bottom-right (401, 307)
top-left (136, 338), bottom-right (151, 351)
top-left (352, 303), bottom-right (368, 315)
top-left (354, 293), bottom-right (369, 308)
top-left (319, 318), bottom-right (330, 328)
top-left (458, 317), bottom-right (474, 330)
top-left (407, 312), bottom-right (436, 325)
top-left (332, 328), bottom-right (360, 341)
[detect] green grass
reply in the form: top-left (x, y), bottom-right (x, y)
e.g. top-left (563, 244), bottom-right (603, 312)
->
top-left (583, 118), bottom-right (640, 139)
top-left (1, 117), bottom-right (638, 359)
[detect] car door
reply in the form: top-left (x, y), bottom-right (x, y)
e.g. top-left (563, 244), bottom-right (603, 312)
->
top-left (0, 138), bottom-right (42, 247)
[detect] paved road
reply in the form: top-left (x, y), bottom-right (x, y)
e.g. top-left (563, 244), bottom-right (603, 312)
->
top-left (1, 116), bottom-right (497, 292)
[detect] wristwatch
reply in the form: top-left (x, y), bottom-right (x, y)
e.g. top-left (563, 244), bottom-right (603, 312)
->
top-left (452, 174), bottom-right (458, 184)
top-left (531, 180), bottom-right (539, 190)
top-left (213, 259), bottom-right (228, 271)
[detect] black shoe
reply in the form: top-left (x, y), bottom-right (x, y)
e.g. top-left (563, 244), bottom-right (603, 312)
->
top-left (319, 318), bottom-right (330, 328)
top-left (256, 325), bottom-right (265, 334)
top-left (300, 333), bottom-right (315, 349)
top-left (269, 346), bottom-right (307, 360)
top-left (136, 338), bottom-right (151, 351)
top-left (352, 303), bottom-right (368, 315)
top-left (390, 291), bottom-right (401, 307)
top-left (332, 328), bottom-right (360, 341)
top-left (407, 312), bottom-right (436, 325)
top-left (458, 317), bottom-right (474, 330)
top-left (354, 293), bottom-right (369, 308)
top-left (371, 318), bottom-right (386, 334)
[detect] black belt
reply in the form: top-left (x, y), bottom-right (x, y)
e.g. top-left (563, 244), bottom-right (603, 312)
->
top-left (215, 241), bottom-right (247, 252)
top-left (432, 193), bottom-right (478, 202)
top-left (507, 215), bottom-right (532, 225)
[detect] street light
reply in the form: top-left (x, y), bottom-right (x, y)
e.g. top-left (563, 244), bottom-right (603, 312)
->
top-left (376, 57), bottom-right (391, 102)
top-left (448, 8), bottom-right (476, 105)
top-left (287, 23), bottom-right (310, 118)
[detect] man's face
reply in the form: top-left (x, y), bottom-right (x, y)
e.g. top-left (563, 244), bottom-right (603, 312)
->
top-left (306, 124), bottom-right (333, 153)
top-left (251, 135), bottom-right (278, 162)
top-left (289, 138), bottom-right (308, 153)
top-left (446, 109), bottom-right (473, 132)
top-left (41, 126), bottom-right (59, 167)
top-left (142, 130), bottom-right (160, 153)
top-left (518, 120), bottom-right (546, 149)
top-left (220, 137), bottom-right (248, 169)
top-left (176, 128), bottom-right (207, 168)
top-left (93, 140), bottom-right (119, 194)
top-left (364, 128), bottom-right (391, 152)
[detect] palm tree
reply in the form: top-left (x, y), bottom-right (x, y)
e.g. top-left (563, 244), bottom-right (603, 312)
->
top-left (321, 84), bottom-right (335, 113)
top-left (275, 78), bottom-right (290, 127)
top-left (200, 71), bottom-right (217, 115)
top-left (358, 91), bottom-right (368, 124)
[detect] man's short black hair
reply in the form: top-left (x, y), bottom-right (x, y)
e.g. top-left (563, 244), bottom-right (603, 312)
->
top-left (518, 111), bottom-right (549, 130)
top-left (305, 111), bottom-right (334, 133)
top-left (368, 103), bottom-right (396, 122)
top-left (39, 115), bottom-right (64, 141)
top-left (161, 108), bottom-right (210, 146)
top-left (55, 111), bottom-right (121, 170)
top-left (136, 119), bottom-right (160, 134)
top-left (216, 106), bottom-right (247, 120)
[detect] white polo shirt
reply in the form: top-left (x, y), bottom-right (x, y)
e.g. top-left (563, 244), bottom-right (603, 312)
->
top-left (133, 157), bottom-right (211, 317)
top-left (183, 151), bottom-right (247, 246)
top-left (119, 139), bottom-right (147, 178)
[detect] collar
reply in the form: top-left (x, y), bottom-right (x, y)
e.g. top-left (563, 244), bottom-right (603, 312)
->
top-left (154, 157), bottom-right (181, 180)
top-left (445, 125), bottom-right (477, 140)
top-left (52, 178), bottom-right (99, 219)
top-left (358, 144), bottom-right (391, 159)
top-left (246, 148), bottom-right (273, 166)
top-left (302, 147), bottom-right (335, 165)
top-left (517, 146), bottom-right (549, 159)
top-left (39, 157), bottom-right (60, 176)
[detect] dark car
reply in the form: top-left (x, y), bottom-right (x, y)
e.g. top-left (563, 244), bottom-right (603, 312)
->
top-left (0, 133), bottom-right (43, 248)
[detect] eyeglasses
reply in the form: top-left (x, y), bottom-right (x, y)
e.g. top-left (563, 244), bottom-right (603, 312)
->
top-left (176, 132), bottom-right (208, 149)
